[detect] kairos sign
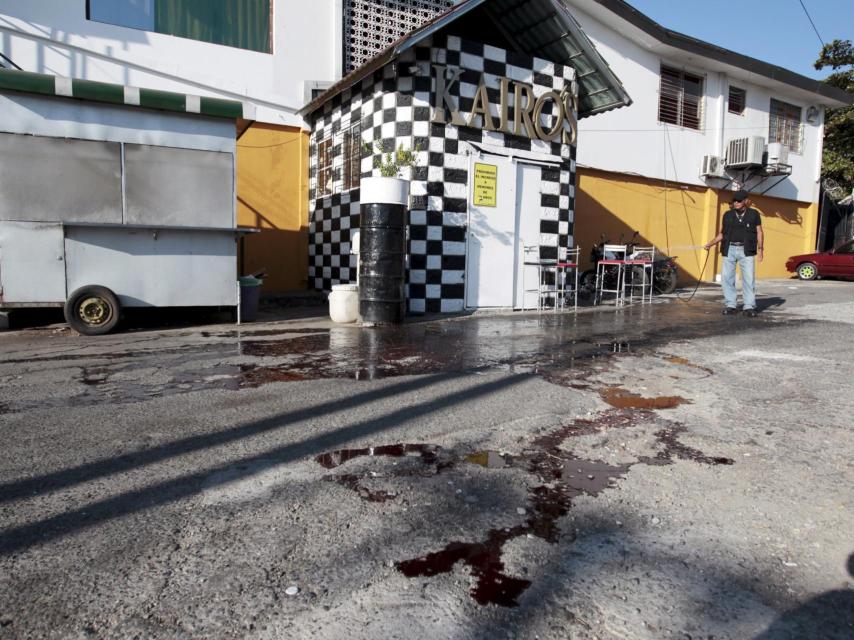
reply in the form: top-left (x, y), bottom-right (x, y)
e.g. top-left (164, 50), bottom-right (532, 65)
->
top-left (431, 65), bottom-right (578, 145)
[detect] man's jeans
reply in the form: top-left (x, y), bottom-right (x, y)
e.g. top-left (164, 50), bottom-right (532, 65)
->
top-left (721, 245), bottom-right (756, 309)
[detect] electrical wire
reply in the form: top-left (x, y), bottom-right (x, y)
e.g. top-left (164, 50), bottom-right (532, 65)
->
top-left (662, 124), bottom-right (671, 256)
top-left (0, 52), bottom-right (22, 70)
top-left (578, 125), bottom-right (793, 133)
top-left (797, 0), bottom-right (826, 48)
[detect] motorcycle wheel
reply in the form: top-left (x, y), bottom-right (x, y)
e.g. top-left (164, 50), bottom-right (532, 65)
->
top-left (578, 270), bottom-right (597, 299)
top-left (654, 268), bottom-right (678, 295)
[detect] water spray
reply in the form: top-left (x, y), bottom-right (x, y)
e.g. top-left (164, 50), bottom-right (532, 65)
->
top-left (665, 244), bottom-right (709, 252)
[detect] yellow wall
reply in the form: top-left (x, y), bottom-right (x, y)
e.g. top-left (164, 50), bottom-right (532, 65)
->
top-left (575, 167), bottom-right (817, 282)
top-left (725, 193), bottom-right (818, 280)
top-left (236, 123), bottom-right (310, 292)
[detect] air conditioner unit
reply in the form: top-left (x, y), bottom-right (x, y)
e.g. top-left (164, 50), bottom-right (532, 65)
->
top-left (700, 155), bottom-right (726, 178)
top-left (766, 142), bottom-right (789, 166)
top-left (726, 136), bottom-right (765, 168)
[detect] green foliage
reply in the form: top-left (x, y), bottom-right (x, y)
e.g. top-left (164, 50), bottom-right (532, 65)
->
top-left (815, 39), bottom-right (854, 195)
top-left (364, 140), bottom-right (421, 178)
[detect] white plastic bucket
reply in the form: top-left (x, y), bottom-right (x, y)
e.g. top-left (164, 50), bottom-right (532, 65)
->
top-left (329, 284), bottom-right (359, 323)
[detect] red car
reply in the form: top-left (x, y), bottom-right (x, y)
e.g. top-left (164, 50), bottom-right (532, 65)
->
top-left (786, 239), bottom-right (854, 280)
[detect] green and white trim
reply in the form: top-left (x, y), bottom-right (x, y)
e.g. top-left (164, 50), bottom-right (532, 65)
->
top-left (0, 68), bottom-right (253, 120)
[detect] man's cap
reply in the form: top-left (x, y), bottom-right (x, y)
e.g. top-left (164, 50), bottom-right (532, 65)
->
top-left (731, 189), bottom-right (748, 202)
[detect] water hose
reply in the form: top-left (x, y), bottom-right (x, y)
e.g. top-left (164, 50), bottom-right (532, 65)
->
top-left (674, 248), bottom-right (712, 303)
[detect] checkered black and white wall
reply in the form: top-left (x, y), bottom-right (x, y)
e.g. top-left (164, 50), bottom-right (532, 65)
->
top-left (309, 34), bottom-right (578, 314)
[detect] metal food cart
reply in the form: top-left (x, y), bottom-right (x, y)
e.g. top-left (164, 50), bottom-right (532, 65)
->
top-left (0, 69), bottom-right (254, 334)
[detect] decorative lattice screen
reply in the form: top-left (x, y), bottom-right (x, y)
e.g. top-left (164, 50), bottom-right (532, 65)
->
top-left (344, 0), bottom-right (454, 73)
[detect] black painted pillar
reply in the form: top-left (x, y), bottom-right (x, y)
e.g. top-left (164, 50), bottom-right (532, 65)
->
top-left (358, 177), bottom-right (409, 324)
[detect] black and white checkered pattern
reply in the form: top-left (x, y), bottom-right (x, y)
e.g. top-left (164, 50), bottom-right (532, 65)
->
top-left (308, 34), bottom-right (577, 314)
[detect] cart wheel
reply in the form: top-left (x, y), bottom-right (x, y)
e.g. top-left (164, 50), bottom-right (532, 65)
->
top-left (64, 285), bottom-right (121, 335)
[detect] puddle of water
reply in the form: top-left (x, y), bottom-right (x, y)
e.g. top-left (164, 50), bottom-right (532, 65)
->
top-left (316, 444), bottom-right (449, 506)
top-left (202, 328), bottom-right (330, 338)
top-left (81, 367), bottom-right (111, 386)
top-left (562, 459), bottom-right (629, 495)
top-left (315, 444), bottom-right (441, 470)
top-left (385, 409), bottom-right (733, 607)
top-left (595, 341), bottom-right (631, 353)
top-left (465, 451), bottom-right (509, 469)
top-left (397, 527), bottom-right (531, 607)
top-left (324, 474), bottom-right (398, 503)
top-left (396, 449), bottom-right (631, 604)
top-left (600, 387), bottom-right (691, 410)
top-left (660, 355), bottom-right (714, 376)
top-left (237, 364), bottom-right (310, 387)
top-left (640, 427), bottom-right (734, 466)
top-left (532, 408), bottom-right (653, 446)
top-left (5, 306), bottom-right (752, 415)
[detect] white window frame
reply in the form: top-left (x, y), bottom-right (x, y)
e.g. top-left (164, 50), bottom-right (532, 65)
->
top-left (317, 136), bottom-right (333, 197)
top-left (769, 98), bottom-right (804, 155)
top-left (658, 65), bottom-right (705, 131)
top-left (342, 122), bottom-right (362, 192)
top-left (728, 86), bottom-right (746, 116)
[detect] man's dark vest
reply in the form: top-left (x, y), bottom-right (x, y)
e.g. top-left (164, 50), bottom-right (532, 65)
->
top-left (721, 208), bottom-right (761, 257)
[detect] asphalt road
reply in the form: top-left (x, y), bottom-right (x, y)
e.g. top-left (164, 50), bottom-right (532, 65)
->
top-left (1, 280), bottom-right (852, 639)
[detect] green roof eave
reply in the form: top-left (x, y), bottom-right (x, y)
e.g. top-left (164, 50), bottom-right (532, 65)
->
top-left (0, 68), bottom-right (250, 119)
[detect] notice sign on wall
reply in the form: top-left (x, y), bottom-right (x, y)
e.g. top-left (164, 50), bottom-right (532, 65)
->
top-left (473, 163), bottom-right (497, 207)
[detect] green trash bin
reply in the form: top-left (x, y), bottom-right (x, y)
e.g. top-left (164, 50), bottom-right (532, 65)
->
top-left (238, 276), bottom-right (263, 322)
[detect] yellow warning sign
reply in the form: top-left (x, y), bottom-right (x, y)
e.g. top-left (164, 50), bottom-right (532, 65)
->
top-left (473, 163), bottom-right (497, 207)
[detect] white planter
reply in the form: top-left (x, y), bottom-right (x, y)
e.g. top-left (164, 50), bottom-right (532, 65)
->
top-left (361, 176), bottom-right (409, 206)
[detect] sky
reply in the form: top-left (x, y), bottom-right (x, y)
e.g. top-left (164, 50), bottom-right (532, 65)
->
top-left (624, 0), bottom-right (853, 80)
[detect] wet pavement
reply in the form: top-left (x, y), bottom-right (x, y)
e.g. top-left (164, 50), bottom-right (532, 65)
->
top-left (1, 280), bottom-right (853, 639)
top-left (0, 298), bottom-right (783, 415)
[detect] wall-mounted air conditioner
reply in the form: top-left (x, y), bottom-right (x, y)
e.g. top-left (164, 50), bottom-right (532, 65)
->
top-left (766, 142), bottom-right (789, 166)
top-left (700, 155), bottom-right (726, 178)
top-left (726, 136), bottom-right (765, 168)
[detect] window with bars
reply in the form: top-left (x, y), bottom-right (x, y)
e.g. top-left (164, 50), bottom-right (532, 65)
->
top-left (317, 137), bottom-right (333, 197)
top-left (728, 86), bottom-right (746, 115)
top-left (769, 98), bottom-right (803, 154)
top-left (342, 124), bottom-right (362, 191)
top-left (658, 66), bottom-right (703, 130)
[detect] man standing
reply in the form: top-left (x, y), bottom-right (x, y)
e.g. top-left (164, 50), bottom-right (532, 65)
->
top-left (704, 190), bottom-right (764, 316)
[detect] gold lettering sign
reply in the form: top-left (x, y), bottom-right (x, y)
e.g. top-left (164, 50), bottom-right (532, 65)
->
top-left (473, 163), bottom-right (498, 207)
top-left (432, 65), bottom-right (578, 145)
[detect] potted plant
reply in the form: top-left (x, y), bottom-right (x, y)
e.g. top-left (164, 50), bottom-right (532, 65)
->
top-left (361, 141), bottom-right (420, 206)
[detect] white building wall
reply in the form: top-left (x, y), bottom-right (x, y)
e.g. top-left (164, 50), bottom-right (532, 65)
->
top-left (0, 0), bottom-right (340, 127)
top-left (569, 4), bottom-right (825, 204)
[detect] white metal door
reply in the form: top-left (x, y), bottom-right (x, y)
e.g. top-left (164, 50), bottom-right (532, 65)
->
top-left (514, 162), bottom-right (546, 310)
top-left (0, 221), bottom-right (66, 304)
top-left (465, 154), bottom-right (516, 308)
